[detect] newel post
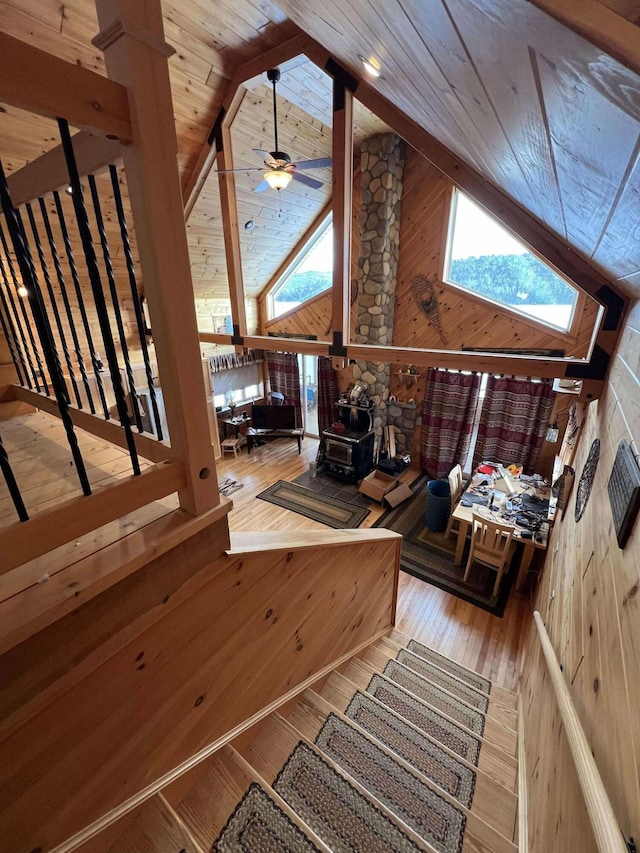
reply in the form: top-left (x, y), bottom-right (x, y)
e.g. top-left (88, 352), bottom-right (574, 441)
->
top-left (93, 0), bottom-right (219, 514)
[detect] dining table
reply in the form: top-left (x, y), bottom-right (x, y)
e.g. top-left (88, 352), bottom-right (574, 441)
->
top-left (451, 471), bottom-right (552, 593)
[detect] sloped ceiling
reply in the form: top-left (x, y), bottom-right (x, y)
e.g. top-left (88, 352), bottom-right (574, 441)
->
top-left (272, 0), bottom-right (640, 300)
top-left (1, 0), bottom-right (640, 306)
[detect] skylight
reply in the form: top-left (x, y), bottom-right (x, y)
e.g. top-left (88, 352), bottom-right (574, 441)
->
top-left (444, 191), bottom-right (578, 332)
top-left (269, 217), bottom-right (333, 319)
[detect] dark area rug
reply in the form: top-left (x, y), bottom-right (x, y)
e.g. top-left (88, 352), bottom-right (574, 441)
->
top-left (257, 480), bottom-right (370, 528)
top-left (374, 474), bottom-right (516, 616)
top-left (293, 469), bottom-right (373, 508)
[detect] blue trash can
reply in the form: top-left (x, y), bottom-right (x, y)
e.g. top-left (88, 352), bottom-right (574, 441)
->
top-left (425, 479), bottom-right (451, 532)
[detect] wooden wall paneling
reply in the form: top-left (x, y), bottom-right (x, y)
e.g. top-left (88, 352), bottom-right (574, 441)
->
top-left (0, 526), bottom-right (400, 852)
top-left (393, 149), bottom-right (597, 358)
top-left (521, 300), bottom-right (640, 850)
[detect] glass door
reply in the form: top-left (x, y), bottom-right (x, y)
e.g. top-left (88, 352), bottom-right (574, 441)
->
top-left (299, 354), bottom-right (319, 438)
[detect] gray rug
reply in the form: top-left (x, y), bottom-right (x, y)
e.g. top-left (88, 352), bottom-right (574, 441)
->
top-left (293, 470), bottom-right (373, 509)
top-left (366, 674), bottom-right (481, 765)
top-left (406, 640), bottom-right (492, 695)
top-left (274, 741), bottom-right (423, 852)
top-left (214, 782), bottom-right (322, 852)
top-left (345, 691), bottom-right (477, 808)
top-left (257, 480), bottom-right (370, 529)
top-left (315, 713), bottom-right (466, 853)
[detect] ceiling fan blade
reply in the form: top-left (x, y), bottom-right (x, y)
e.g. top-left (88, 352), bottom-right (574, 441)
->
top-left (217, 167), bottom-right (265, 174)
top-left (291, 157), bottom-right (332, 170)
top-left (253, 179), bottom-right (271, 193)
top-left (253, 148), bottom-right (277, 166)
top-left (291, 171), bottom-right (324, 190)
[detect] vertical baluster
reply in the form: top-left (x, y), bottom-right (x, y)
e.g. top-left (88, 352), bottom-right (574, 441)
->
top-left (53, 190), bottom-right (108, 417)
top-left (39, 197), bottom-right (95, 410)
top-left (0, 433), bottom-right (28, 522)
top-left (0, 160), bottom-right (92, 495)
top-left (109, 164), bottom-right (163, 440)
top-left (0, 219), bottom-right (49, 393)
top-left (58, 119), bottom-right (140, 476)
top-left (87, 174), bottom-right (143, 431)
top-left (26, 202), bottom-right (82, 408)
top-left (0, 264), bottom-right (28, 387)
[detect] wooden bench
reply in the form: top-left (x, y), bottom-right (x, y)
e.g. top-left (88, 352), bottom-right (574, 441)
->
top-left (245, 428), bottom-right (303, 455)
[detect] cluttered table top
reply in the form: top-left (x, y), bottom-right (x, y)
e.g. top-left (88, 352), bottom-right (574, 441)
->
top-left (452, 465), bottom-right (553, 580)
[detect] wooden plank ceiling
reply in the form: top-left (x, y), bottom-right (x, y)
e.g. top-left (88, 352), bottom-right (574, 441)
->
top-left (1, 0), bottom-right (639, 309)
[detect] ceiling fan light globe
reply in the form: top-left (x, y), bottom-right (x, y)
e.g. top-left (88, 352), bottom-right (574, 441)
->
top-left (265, 169), bottom-right (293, 190)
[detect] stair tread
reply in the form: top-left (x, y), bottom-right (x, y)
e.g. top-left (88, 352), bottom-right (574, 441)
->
top-left (382, 635), bottom-right (518, 712)
top-left (319, 672), bottom-right (518, 838)
top-left (388, 631), bottom-right (495, 694)
top-left (279, 696), bottom-right (517, 853)
top-left (343, 657), bottom-right (518, 789)
top-left (176, 745), bottom-right (331, 852)
top-left (361, 646), bottom-right (518, 741)
top-left (105, 795), bottom-right (205, 853)
top-left (240, 713), bottom-right (438, 852)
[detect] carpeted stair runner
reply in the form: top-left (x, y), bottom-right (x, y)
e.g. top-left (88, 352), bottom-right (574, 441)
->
top-left (380, 658), bottom-right (487, 736)
top-left (215, 782), bottom-right (323, 852)
top-left (204, 633), bottom-right (518, 853)
top-left (274, 740), bottom-right (425, 853)
top-left (404, 638), bottom-right (492, 694)
top-left (343, 689), bottom-right (478, 807)
top-left (313, 712), bottom-right (467, 853)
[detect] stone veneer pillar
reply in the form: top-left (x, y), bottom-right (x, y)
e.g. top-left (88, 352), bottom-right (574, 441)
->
top-left (353, 133), bottom-right (406, 439)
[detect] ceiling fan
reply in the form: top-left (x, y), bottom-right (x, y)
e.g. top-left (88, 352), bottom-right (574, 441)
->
top-left (219, 68), bottom-right (332, 193)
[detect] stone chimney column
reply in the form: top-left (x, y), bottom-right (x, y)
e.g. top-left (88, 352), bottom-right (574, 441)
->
top-left (353, 133), bottom-right (406, 439)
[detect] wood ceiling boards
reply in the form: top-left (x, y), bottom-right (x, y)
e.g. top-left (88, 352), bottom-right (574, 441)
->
top-left (273, 0), bottom-right (640, 301)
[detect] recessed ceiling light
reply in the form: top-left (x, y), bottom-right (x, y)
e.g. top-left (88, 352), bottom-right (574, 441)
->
top-left (244, 219), bottom-right (255, 231)
top-left (65, 185), bottom-right (73, 195)
top-left (17, 285), bottom-right (28, 297)
top-left (359, 55), bottom-right (383, 78)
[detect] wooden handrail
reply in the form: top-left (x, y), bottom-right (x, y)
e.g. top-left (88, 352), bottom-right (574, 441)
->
top-left (532, 611), bottom-right (627, 853)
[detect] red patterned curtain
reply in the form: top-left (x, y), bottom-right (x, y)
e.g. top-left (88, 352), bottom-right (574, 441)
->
top-left (266, 351), bottom-right (302, 427)
top-left (420, 369), bottom-right (481, 478)
top-left (472, 376), bottom-right (555, 473)
top-left (317, 357), bottom-right (338, 434)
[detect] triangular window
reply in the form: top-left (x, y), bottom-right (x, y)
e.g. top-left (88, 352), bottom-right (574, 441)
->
top-left (444, 191), bottom-right (578, 332)
top-left (269, 216), bottom-right (333, 319)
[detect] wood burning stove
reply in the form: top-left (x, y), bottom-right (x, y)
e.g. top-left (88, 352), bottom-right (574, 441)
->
top-left (317, 398), bottom-right (375, 483)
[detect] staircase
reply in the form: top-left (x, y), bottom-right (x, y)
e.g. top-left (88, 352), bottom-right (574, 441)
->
top-left (83, 629), bottom-right (520, 853)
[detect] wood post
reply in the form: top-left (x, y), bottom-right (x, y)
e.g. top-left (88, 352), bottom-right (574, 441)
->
top-left (331, 75), bottom-right (354, 352)
top-left (93, 0), bottom-right (219, 515)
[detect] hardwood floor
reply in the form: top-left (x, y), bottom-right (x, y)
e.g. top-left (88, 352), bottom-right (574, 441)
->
top-left (217, 434), bottom-right (530, 692)
top-left (2, 414), bottom-right (530, 691)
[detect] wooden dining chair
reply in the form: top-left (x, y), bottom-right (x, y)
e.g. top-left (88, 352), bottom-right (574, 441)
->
top-left (444, 463), bottom-right (464, 539)
top-left (464, 511), bottom-right (515, 597)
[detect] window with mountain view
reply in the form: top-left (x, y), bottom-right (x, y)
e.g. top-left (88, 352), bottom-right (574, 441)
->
top-left (444, 191), bottom-right (578, 332)
top-left (269, 216), bottom-right (333, 319)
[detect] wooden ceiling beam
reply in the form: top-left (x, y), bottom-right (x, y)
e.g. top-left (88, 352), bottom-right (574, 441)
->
top-left (528, 0), bottom-right (640, 76)
top-left (0, 33), bottom-right (131, 142)
top-left (182, 33), bottom-right (316, 218)
top-left (216, 88), bottom-right (249, 340)
top-left (199, 331), bottom-right (586, 379)
top-left (330, 68), bottom-right (355, 355)
top-left (7, 133), bottom-right (121, 208)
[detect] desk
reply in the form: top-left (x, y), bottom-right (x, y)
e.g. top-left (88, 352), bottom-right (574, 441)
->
top-left (452, 475), bottom-right (550, 593)
top-left (221, 416), bottom-right (250, 439)
top-left (246, 427), bottom-right (303, 454)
